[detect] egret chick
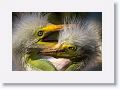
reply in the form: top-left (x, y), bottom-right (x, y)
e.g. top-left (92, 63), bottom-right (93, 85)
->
top-left (41, 14), bottom-right (102, 71)
top-left (12, 12), bottom-right (63, 71)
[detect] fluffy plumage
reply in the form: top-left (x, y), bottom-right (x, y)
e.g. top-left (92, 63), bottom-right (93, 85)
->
top-left (12, 13), bottom-right (50, 70)
top-left (60, 15), bottom-right (102, 70)
top-left (41, 14), bottom-right (102, 71)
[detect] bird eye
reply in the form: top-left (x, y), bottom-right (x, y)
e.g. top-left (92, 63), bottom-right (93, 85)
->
top-left (37, 31), bottom-right (43, 36)
top-left (68, 46), bottom-right (77, 51)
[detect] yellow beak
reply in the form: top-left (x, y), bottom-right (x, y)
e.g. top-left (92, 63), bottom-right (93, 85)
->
top-left (41, 24), bottom-right (64, 32)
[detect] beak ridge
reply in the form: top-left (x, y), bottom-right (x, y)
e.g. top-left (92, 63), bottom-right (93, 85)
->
top-left (40, 48), bottom-right (57, 55)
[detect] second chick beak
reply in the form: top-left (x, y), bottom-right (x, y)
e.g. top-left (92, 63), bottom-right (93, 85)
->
top-left (40, 44), bottom-right (61, 57)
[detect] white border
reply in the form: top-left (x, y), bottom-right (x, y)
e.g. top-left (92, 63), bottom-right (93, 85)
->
top-left (0, 0), bottom-right (114, 83)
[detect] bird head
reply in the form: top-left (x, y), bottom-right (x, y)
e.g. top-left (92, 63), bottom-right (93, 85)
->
top-left (40, 15), bottom-right (101, 62)
top-left (12, 13), bottom-right (64, 54)
top-left (34, 24), bottom-right (63, 47)
top-left (40, 42), bottom-right (77, 58)
top-left (24, 24), bottom-right (64, 54)
top-left (40, 41), bottom-right (98, 62)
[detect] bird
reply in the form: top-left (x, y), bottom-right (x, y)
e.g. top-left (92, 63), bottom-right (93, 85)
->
top-left (40, 13), bottom-right (102, 71)
top-left (12, 12), bottom-right (64, 71)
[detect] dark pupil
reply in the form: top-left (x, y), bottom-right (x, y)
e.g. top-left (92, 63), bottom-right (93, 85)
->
top-left (38, 31), bottom-right (43, 36)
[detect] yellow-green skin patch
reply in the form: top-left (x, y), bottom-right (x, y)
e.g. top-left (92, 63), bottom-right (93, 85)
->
top-left (24, 54), bottom-right (56, 71)
top-left (27, 59), bottom-right (57, 71)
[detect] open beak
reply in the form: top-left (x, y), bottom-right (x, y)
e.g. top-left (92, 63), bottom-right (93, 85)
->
top-left (27, 24), bottom-right (65, 56)
top-left (42, 24), bottom-right (63, 42)
top-left (37, 24), bottom-right (64, 46)
top-left (42, 31), bottom-right (59, 42)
